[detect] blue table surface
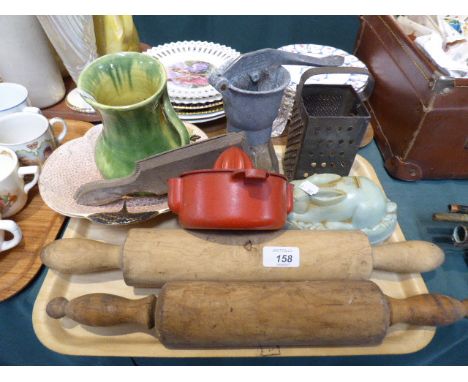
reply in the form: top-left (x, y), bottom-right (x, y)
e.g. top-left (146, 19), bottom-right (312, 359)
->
top-left (0, 140), bottom-right (467, 366)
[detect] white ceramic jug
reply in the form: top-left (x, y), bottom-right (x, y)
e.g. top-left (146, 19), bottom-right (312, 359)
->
top-left (0, 16), bottom-right (65, 108)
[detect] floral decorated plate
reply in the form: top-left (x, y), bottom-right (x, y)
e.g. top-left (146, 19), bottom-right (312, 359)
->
top-left (169, 93), bottom-right (225, 105)
top-left (178, 109), bottom-right (225, 123)
top-left (185, 115), bottom-right (226, 124)
top-left (145, 41), bottom-right (240, 102)
top-left (172, 100), bottom-right (225, 123)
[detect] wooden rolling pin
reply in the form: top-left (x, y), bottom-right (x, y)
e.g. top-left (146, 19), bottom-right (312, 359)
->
top-left (41, 229), bottom-right (444, 287)
top-left (46, 280), bottom-right (468, 349)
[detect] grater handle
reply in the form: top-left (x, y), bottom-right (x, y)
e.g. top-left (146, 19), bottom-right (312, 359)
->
top-left (295, 67), bottom-right (374, 105)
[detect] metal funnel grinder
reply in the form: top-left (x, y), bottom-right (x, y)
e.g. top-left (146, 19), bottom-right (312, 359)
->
top-left (209, 48), bottom-right (344, 171)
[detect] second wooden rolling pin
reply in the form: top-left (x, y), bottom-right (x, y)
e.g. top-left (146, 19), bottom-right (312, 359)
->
top-left (46, 280), bottom-right (468, 348)
top-left (41, 229), bottom-right (444, 287)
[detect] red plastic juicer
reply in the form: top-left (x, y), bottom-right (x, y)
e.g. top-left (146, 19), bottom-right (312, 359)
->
top-left (168, 147), bottom-right (294, 230)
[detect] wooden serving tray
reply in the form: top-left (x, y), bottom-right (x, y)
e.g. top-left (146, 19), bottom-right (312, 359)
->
top-left (32, 153), bottom-right (435, 357)
top-left (0, 188), bottom-right (64, 301)
top-left (0, 120), bottom-right (93, 301)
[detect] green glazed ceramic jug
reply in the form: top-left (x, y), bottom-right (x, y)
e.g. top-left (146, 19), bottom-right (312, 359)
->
top-left (78, 52), bottom-right (190, 179)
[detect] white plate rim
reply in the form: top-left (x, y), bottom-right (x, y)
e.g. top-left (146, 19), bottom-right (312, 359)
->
top-left (181, 113), bottom-right (226, 123)
top-left (278, 43), bottom-right (369, 92)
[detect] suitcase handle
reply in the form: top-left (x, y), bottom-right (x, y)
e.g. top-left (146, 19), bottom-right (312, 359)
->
top-left (295, 66), bottom-right (374, 104)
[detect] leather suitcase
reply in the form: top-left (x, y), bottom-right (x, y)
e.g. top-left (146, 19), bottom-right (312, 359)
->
top-left (354, 15), bottom-right (468, 180)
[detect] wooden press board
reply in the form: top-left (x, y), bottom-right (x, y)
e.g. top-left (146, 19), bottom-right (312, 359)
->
top-left (32, 151), bottom-right (435, 357)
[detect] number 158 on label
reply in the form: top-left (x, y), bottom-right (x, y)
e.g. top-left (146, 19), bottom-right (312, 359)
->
top-left (262, 246), bottom-right (300, 268)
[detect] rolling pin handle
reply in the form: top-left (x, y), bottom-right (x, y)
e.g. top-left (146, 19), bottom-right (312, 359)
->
top-left (46, 294), bottom-right (157, 329)
top-left (389, 294), bottom-right (467, 327)
top-left (371, 241), bottom-right (445, 273)
top-left (46, 297), bottom-right (69, 319)
top-left (41, 238), bottom-right (122, 274)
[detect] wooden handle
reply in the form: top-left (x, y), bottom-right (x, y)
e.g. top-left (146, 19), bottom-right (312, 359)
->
top-left (41, 238), bottom-right (121, 274)
top-left (389, 294), bottom-right (468, 326)
top-left (47, 294), bottom-right (156, 329)
top-left (372, 241), bottom-right (445, 273)
top-left (433, 212), bottom-right (468, 223)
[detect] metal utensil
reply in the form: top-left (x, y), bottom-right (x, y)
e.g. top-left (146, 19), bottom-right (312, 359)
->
top-left (87, 200), bottom-right (168, 225)
top-left (209, 49), bottom-right (344, 172)
top-left (283, 66), bottom-right (373, 180)
top-left (452, 225), bottom-right (468, 248)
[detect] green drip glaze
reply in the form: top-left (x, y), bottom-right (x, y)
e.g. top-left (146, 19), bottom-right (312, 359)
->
top-left (78, 52), bottom-right (189, 179)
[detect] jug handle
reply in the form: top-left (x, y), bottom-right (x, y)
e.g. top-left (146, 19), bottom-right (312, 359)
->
top-left (162, 90), bottom-right (190, 145)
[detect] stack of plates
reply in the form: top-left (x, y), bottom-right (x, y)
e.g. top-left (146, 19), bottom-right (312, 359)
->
top-left (145, 41), bottom-right (240, 123)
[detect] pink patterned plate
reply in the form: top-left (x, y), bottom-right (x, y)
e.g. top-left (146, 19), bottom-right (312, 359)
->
top-left (39, 123), bottom-right (207, 225)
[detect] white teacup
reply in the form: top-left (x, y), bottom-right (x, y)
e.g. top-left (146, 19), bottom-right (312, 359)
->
top-left (0, 146), bottom-right (39, 218)
top-left (0, 108), bottom-right (68, 166)
top-left (0, 82), bottom-right (38, 117)
top-left (0, 212), bottom-right (22, 252)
